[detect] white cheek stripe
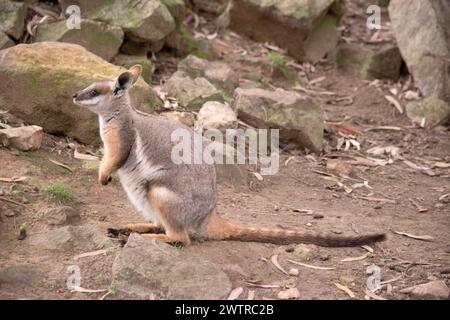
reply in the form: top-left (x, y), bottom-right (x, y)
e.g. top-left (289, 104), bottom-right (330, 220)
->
top-left (78, 97), bottom-right (100, 105)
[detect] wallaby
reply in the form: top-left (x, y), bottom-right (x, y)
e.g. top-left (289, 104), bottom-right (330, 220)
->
top-left (72, 65), bottom-right (386, 247)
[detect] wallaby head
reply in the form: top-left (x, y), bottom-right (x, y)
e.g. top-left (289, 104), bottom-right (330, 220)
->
top-left (72, 65), bottom-right (142, 116)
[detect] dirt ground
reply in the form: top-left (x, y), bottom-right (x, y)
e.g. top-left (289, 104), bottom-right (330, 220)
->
top-left (1, 2), bottom-right (449, 300)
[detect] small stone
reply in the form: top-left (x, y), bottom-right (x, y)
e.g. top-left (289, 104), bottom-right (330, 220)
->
top-left (288, 268), bottom-right (299, 276)
top-left (0, 125), bottom-right (43, 151)
top-left (313, 214), bottom-right (324, 219)
top-left (400, 280), bottom-right (450, 300)
top-left (326, 159), bottom-right (353, 177)
top-left (277, 288), bottom-right (300, 300)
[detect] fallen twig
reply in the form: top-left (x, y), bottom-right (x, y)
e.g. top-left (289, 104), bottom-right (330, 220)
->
top-left (0, 196), bottom-right (26, 207)
top-left (74, 249), bottom-right (108, 261)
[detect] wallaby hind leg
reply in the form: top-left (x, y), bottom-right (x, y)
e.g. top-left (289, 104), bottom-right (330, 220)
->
top-left (146, 185), bottom-right (191, 245)
top-left (125, 223), bottom-right (164, 234)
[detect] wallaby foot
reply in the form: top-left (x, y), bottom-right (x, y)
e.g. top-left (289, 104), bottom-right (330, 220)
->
top-left (107, 222), bottom-right (164, 239)
top-left (141, 233), bottom-right (189, 247)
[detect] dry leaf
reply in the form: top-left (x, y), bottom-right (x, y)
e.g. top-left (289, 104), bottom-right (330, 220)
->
top-left (70, 286), bottom-right (107, 293)
top-left (247, 290), bottom-right (255, 300)
top-left (0, 176), bottom-right (27, 183)
top-left (361, 245), bottom-right (374, 253)
top-left (392, 230), bottom-right (434, 241)
top-left (365, 289), bottom-right (388, 300)
top-left (227, 287), bottom-right (244, 300)
top-left (341, 253), bottom-right (371, 262)
top-left (74, 249), bottom-right (108, 260)
top-left (271, 254), bottom-right (289, 276)
top-left (49, 159), bottom-right (73, 173)
top-left (252, 172), bottom-right (264, 181)
top-left (74, 149), bottom-right (99, 161)
top-left (385, 95), bottom-right (403, 114)
top-left (288, 260), bottom-right (335, 270)
top-left (334, 283), bottom-right (356, 298)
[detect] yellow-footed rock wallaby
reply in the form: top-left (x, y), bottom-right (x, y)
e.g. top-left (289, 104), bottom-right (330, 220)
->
top-left (73, 65), bottom-right (386, 247)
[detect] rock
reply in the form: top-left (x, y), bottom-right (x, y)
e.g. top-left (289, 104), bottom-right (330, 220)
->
top-left (30, 225), bottom-right (113, 252)
top-left (233, 88), bottom-right (324, 152)
top-left (161, 0), bottom-right (186, 24)
top-left (303, 14), bottom-right (340, 63)
top-left (0, 32), bottom-right (14, 49)
top-left (87, 0), bottom-right (176, 44)
top-left (335, 43), bottom-right (402, 80)
top-left (0, 42), bottom-right (160, 144)
top-left (288, 268), bottom-right (299, 276)
top-left (0, 264), bottom-right (47, 286)
top-left (44, 206), bottom-right (81, 226)
top-left (178, 55), bottom-right (239, 92)
top-left (112, 234), bottom-right (232, 299)
top-left (161, 111), bottom-right (196, 127)
top-left (400, 280), bottom-right (450, 300)
top-left (112, 54), bottom-right (153, 83)
top-left (164, 71), bottom-right (224, 110)
top-left (0, 0), bottom-right (26, 40)
top-left (0, 125), bottom-right (43, 151)
top-left (192, 0), bottom-right (228, 14)
top-left (198, 101), bottom-right (238, 131)
top-left (277, 288), bottom-right (300, 300)
top-left (59, 0), bottom-right (105, 14)
top-left (406, 97), bottom-right (450, 128)
top-left (230, 0), bottom-right (342, 62)
top-left (165, 25), bottom-right (213, 58)
top-left (35, 19), bottom-right (124, 62)
top-left (339, 275), bottom-right (355, 286)
top-left (389, 0), bottom-right (450, 102)
top-left (120, 39), bottom-right (151, 56)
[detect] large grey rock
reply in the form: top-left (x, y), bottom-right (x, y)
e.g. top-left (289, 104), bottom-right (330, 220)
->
top-left (233, 88), bottom-right (324, 152)
top-left (0, 125), bottom-right (43, 151)
top-left (0, 32), bottom-right (14, 49)
top-left (336, 43), bottom-right (402, 80)
top-left (30, 225), bottom-right (112, 252)
top-left (229, 0), bottom-right (342, 62)
top-left (0, 0), bottom-right (25, 40)
top-left (86, 0), bottom-right (176, 44)
top-left (112, 234), bottom-right (232, 299)
top-left (0, 42), bottom-right (160, 144)
top-left (35, 19), bottom-right (124, 62)
top-left (198, 101), bottom-right (238, 131)
top-left (164, 71), bottom-right (224, 110)
top-left (400, 281), bottom-right (450, 300)
top-left (389, 0), bottom-right (450, 102)
top-left (178, 55), bottom-right (239, 92)
top-left (42, 206), bottom-right (81, 226)
top-left (406, 97), bottom-right (450, 128)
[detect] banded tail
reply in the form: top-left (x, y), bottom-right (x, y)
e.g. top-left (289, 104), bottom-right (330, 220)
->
top-left (202, 213), bottom-right (386, 247)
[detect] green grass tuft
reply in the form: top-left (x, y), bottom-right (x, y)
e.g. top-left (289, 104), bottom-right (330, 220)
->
top-left (47, 183), bottom-right (76, 205)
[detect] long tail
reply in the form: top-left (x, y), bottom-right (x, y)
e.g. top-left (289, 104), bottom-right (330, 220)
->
top-left (201, 213), bottom-right (386, 247)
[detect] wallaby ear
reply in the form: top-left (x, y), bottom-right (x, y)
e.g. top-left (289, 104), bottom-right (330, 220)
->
top-left (113, 65), bottom-right (142, 96)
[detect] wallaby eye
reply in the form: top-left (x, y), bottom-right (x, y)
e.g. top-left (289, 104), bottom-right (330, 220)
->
top-left (89, 90), bottom-right (98, 98)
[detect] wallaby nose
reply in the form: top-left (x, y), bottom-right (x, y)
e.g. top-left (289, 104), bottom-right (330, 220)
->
top-left (72, 93), bottom-right (78, 99)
